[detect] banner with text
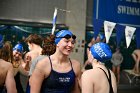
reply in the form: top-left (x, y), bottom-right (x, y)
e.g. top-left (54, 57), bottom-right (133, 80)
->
top-left (93, 0), bottom-right (140, 27)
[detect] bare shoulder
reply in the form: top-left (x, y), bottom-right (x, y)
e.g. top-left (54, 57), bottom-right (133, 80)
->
top-left (70, 59), bottom-right (81, 67)
top-left (0, 61), bottom-right (13, 73)
top-left (70, 59), bottom-right (81, 76)
top-left (82, 68), bottom-right (104, 78)
top-left (82, 69), bottom-right (94, 80)
top-left (1, 60), bottom-right (12, 67)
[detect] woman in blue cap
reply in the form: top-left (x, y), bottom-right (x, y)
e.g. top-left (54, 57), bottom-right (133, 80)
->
top-left (13, 43), bottom-right (28, 93)
top-left (30, 30), bottom-right (81, 93)
top-left (81, 42), bottom-right (117, 93)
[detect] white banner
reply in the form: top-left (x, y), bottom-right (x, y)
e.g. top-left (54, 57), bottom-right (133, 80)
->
top-left (125, 26), bottom-right (136, 48)
top-left (104, 21), bottom-right (116, 43)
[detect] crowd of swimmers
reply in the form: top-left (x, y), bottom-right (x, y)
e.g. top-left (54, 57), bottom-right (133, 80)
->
top-left (0, 29), bottom-right (139, 93)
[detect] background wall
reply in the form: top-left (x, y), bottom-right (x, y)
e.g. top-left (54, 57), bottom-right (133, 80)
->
top-left (66, 0), bottom-right (87, 65)
top-left (0, 0), bottom-right (66, 24)
top-left (0, 0), bottom-right (91, 64)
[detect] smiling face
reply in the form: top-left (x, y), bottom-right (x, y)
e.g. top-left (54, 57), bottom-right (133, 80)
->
top-left (13, 50), bottom-right (22, 61)
top-left (56, 37), bottom-right (75, 56)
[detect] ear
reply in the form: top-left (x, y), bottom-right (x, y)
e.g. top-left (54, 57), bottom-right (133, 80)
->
top-left (56, 42), bottom-right (60, 47)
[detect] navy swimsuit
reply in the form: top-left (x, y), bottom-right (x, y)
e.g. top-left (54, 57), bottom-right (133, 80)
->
top-left (0, 86), bottom-right (6, 93)
top-left (0, 86), bottom-right (4, 93)
top-left (41, 57), bottom-right (75, 93)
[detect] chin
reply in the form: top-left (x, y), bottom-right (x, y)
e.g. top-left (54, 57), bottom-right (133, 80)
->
top-left (63, 52), bottom-right (71, 56)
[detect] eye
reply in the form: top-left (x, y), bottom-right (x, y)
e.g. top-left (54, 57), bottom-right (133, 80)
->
top-left (64, 39), bottom-right (69, 43)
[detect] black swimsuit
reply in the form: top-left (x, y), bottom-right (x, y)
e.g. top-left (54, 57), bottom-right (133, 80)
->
top-left (98, 67), bottom-right (114, 93)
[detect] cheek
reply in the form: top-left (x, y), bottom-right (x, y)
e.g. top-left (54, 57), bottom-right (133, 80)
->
top-left (57, 40), bottom-right (67, 47)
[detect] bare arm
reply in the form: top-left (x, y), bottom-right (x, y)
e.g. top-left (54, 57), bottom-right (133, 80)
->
top-left (81, 70), bottom-right (93, 93)
top-left (5, 64), bottom-right (17, 93)
top-left (110, 71), bottom-right (117, 93)
top-left (71, 61), bottom-right (81, 93)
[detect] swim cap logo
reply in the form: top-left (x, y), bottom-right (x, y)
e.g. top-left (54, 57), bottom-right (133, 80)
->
top-left (93, 43), bottom-right (107, 58)
top-left (57, 30), bottom-right (65, 37)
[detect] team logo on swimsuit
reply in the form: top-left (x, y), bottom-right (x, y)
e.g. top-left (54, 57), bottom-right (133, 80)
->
top-left (59, 77), bottom-right (70, 83)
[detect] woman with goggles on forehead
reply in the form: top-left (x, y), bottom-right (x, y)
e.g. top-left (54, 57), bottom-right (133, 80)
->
top-left (30, 30), bottom-right (81, 93)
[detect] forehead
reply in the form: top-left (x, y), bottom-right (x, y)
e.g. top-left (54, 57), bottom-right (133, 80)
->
top-left (61, 37), bottom-right (75, 42)
top-left (13, 50), bottom-right (21, 54)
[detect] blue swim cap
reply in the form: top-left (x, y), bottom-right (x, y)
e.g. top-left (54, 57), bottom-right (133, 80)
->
top-left (0, 34), bottom-right (3, 49)
top-left (55, 30), bottom-right (73, 44)
top-left (90, 42), bottom-right (112, 62)
top-left (13, 43), bottom-right (23, 53)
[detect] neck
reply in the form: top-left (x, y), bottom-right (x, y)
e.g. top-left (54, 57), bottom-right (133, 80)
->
top-left (52, 52), bottom-right (69, 64)
top-left (32, 45), bottom-right (42, 54)
top-left (33, 44), bottom-right (42, 50)
top-left (92, 61), bottom-right (105, 67)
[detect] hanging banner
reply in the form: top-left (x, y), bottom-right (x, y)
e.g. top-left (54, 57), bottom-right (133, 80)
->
top-left (93, 19), bottom-right (103, 40)
top-left (116, 24), bottom-right (125, 46)
top-left (135, 29), bottom-right (140, 48)
top-left (93, 0), bottom-right (140, 27)
top-left (104, 21), bottom-right (116, 43)
top-left (125, 26), bottom-right (136, 48)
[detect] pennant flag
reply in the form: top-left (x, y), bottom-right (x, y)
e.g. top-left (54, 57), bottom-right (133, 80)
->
top-left (93, 19), bottom-right (103, 40)
top-left (115, 24), bottom-right (125, 47)
top-left (135, 29), bottom-right (140, 48)
top-left (51, 8), bottom-right (58, 35)
top-left (104, 21), bottom-right (116, 43)
top-left (125, 26), bottom-right (136, 48)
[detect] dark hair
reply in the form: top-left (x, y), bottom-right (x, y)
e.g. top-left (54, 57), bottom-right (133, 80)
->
top-left (0, 41), bottom-right (13, 62)
top-left (25, 34), bottom-right (43, 46)
top-left (42, 35), bottom-right (56, 56)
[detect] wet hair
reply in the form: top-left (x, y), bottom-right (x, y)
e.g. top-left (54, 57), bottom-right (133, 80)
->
top-left (0, 41), bottom-right (13, 62)
top-left (42, 35), bottom-right (56, 56)
top-left (25, 34), bottom-right (43, 46)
